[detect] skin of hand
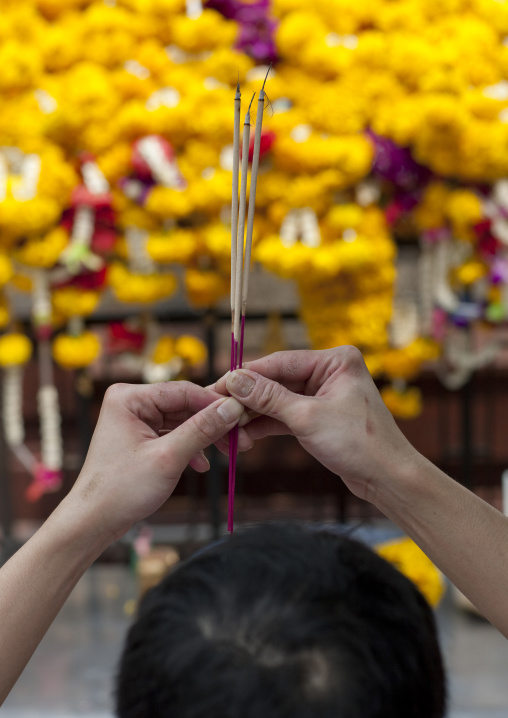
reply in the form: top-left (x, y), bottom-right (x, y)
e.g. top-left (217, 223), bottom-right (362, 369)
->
top-left (215, 346), bottom-right (418, 505)
top-left (64, 381), bottom-right (249, 544)
top-left (0, 381), bottom-right (247, 704)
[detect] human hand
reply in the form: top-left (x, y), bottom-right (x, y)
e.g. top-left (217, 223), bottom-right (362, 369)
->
top-left (62, 382), bottom-right (247, 545)
top-left (215, 347), bottom-right (418, 504)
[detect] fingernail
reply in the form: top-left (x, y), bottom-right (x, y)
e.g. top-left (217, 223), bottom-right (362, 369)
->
top-left (227, 370), bottom-right (256, 398)
top-left (217, 397), bottom-right (244, 422)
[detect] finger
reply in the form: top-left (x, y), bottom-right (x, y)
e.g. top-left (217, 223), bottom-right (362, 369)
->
top-left (162, 397), bottom-right (244, 470)
top-left (242, 415), bottom-right (292, 441)
top-left (215, 438), bottom-right (229, 456)
top-left (217, 347), bottom-right (368, 398)
top-left (160, 429), bottom-right (252, 455)
top-left (239, 409), bottom-right (259, 427)
top-left (215, 372), bottom-right (304, 397)
top-left (159, 408), bottom-right (251, 433)
top-left (242, 350), bottom-right (320, 390)
top-left (189, 451), bottom-right (210, 473)
top-left (215, 417), bottom-right (290, 455)
top-left (225, 369), bottom-right (309, 431)
top-left (213, 374), bottom-right (230, 395)
top-left (215, 427), bottom-right (254, 454)
top-left (120, 381), bottom-right (224, 429)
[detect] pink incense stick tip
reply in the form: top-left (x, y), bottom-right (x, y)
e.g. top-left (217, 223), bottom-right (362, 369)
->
top-left (227, 426), bottom-right (239, 532)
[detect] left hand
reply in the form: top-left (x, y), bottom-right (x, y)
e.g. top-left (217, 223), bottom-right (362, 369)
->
top-left (62, 381), bottom-right (246, 544)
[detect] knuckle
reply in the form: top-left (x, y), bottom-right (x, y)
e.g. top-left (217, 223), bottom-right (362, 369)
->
top-left (253, 379), bottom-right (285, 415)
top-left (325, 346), bottom-right (366, 378)
top-left (340, 345), bottom-right (364, 366)
top-left (104, 383), bottom-right (129, 404)
top-left (191, 409), bottom-right (221, 444)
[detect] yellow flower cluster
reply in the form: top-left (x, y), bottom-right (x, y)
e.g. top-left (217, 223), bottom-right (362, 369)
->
top-left (2, 0), bottom-right (507, 406)
top-left (151, 334), bottom-right (207, 366)
top-left (257, 208), bottom-right (394, 282)
top-left (0, 0), bottom-right (390, 352)
top-left (273, 0), bottom-right (508, 182)
top-left (184, 268), bottom-right (230, 308)
top-left (52, 330), bottom-right (101, 369)
top-left (108, 263), bottom-right (178, 304)
top-left (376, 536), bottom-right (445, 607)
top-left (0, 333), bottom-right (33, 367)
top-left (13, 227), bottom-right (69, 269)
top-left (258, 205), bottom-right (396, 358)
top-left (52, 287), bottom-right (102, 319)
top-left (383, 339), bottom-right (440, 382)
top-left (414, 183), bottom-right (484, 240)
top-left (0, 147), bottom-right (76, 246)
top-left (146, 228), bottom-right (199, 265)
top-left (0, 1), bottom-right (248, 309)
top-left (380, 384), bottom-right (423, 420)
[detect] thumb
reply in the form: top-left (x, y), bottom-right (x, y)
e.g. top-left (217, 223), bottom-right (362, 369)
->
top-left (226, 369), bottom-right (306, 428)
top-left (163, 396), bottom-right (244, 471)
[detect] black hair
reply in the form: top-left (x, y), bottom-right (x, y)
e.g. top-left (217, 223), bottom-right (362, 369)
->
top-left (116, 522), bottom-right (446, 718)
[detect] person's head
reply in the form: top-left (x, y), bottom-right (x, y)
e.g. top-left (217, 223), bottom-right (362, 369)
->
top-left (116, 522), bottom-right (446, 718)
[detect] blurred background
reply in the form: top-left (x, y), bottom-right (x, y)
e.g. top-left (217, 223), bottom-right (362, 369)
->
top-left (2, 0), bottom-right (508, 715)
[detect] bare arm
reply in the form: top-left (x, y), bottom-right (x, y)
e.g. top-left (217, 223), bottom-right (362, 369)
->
top-left (0, 382), bottom-right (245, 704)
top-left (217, 346), bottom-right (508, 637)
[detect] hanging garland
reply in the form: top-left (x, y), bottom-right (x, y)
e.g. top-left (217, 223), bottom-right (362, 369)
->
top-left (0, 0), bottom-right (508, 506)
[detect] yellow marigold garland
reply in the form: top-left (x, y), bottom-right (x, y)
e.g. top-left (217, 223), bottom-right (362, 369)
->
top-left (0, 333), bottom-right (32, 366)
top-left (52, 330), bottom-right (101, 369)
top-left (376, 536), bottom-right (445, 608)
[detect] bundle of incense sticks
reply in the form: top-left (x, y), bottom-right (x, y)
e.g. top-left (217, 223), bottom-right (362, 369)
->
top-left (228, 68), bottom-right (270, 533)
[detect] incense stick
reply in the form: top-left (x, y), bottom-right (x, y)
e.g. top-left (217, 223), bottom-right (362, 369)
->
top-left (228, 80), bottom-right (242, 530)
top-left (228, 69), bottom-right (270, 532)
top-left (233, 94), bottom-right (255, 348)
top-left (228, 94), bottom-right (254, 533)
top-left (238, 67), bottom-right (270, 365)
top-left (230, 79), bottom-right (241, 341)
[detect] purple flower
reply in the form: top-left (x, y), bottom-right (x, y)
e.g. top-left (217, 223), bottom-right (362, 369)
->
top-left (367, 130), bottom-right (432, 191)
top-left (206, 0), bottom-right (278, 63)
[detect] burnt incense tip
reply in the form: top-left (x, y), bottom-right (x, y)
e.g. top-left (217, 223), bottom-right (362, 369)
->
top-left (235, 76), bottom-right (241, 99)
top-left (245, 93), bottom-right (256, 124)
top-left (261, 63), bottom-right (273, 92)
top-left (258, 64), bottom-right (272, 103)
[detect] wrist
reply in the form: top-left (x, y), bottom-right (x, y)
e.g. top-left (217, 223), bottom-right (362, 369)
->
top-left (49, 491), bottom-right (114, 564)
top-left (371, 449), bottom-right (443, 528)
top-left (369, 445), bottom-right (426, 515)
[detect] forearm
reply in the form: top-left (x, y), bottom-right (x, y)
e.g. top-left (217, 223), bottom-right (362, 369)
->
top-left (375, 453), bottom-right (508, 636)
top-left (0, 496), bottom-right (108, 704)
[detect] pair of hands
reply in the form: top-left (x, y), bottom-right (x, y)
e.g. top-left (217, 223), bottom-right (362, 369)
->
top-left (69, 347), bottom-right (417, 544)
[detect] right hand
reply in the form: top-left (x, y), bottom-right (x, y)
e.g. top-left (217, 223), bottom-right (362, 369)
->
top-left (215, 347), bottom-right (419, 504)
